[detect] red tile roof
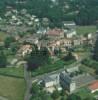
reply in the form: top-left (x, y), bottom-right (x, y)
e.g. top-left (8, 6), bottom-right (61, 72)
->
top-left (88, 80), bottom-right (98, 90)
top-left (46, 28), bottom-right (63, 36)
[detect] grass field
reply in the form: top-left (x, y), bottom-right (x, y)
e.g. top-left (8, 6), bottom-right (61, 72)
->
top-left (76, 25), bottom-right (97, 35)
top-left (0, 32), bottom-right (8, 41)
top-left (77, 88), bottom-right (94, 99)
top-left (0, 67), bottom-right (24, 78)
top-left (0, 75), bottom-right (26, 100)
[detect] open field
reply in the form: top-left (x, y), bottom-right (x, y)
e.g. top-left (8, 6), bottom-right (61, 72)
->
top-left (0, 32), bottom-right (8, 41)
top-left (0, 67), bottom-right (24, 78)
top-left (0, 75), bottom-right (26, 100)
top-left (76, 25), bottom-right (97, 35)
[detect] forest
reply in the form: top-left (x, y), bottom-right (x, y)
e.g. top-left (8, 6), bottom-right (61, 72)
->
top-left (0, 0), bottom-right (98, 26)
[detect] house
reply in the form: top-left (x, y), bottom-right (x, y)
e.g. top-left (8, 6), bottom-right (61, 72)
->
top-left (46, 28), bottom-right (64, 39)
top-left (18, 44), bottom-right (32, 57)
top-left (20, 35), bottom-right (39, 44)
top-left (73, 38), bottom-right (83, 46)
top-left (88, 80), bottom-right (98, 93)
top-left (41, 74), bottom-right (62, 93)
top-left (37, 27), bottom-right (48, 34)
top-left (63, 39), bottom-right (72, 47)
top-left (60, 66), bottom-right (95, 93)
top-left (64, 29), bottom-right (77, 38)
top-left (63, 21), bottom-right (76, 38)
top-left (87, 33), bottom-right (92, 39)
top-left (42, 76), bottom-right (54, 88)
top-left (42, 74), bottom-right (60, 88)
top-left (63, 21), bottom-right (76, 29)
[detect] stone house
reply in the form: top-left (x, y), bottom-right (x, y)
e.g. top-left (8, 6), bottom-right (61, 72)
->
top-left (42, 74), bottom-right (62, 93)
top-left (59, 66), bottom-right (95, 93)
top-left (17, 44), bottom-right (32, 57)
top-left (64, 29), bottom-right (77, 38)
top-left (46, 28), bottom-right (64, 39)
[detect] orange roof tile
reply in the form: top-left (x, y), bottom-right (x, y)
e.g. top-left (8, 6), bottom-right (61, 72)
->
top-left (46, 28), bottom-right (63, 36)
top-left (89, 80), bottom-right (98, 90)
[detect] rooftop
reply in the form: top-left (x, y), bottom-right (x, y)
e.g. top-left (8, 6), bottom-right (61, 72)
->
top-left (89, 80), bottom-right (98, 90)
top-left (63, 21), bottom-right (76, 24)
top-left (43, 76), bottom-right (53, 83)
top-left (46, 28), bottom-right (63, 36)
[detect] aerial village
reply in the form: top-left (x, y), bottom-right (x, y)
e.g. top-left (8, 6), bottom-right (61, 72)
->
top-left (0, 7), bottom-right (98, 100)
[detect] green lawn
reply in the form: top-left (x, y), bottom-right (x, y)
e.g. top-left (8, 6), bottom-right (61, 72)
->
top-left (80, 65), bottom-right (95, 75)
top-left (31, 60), bottom-right (75, 76)
top-left (0, 67), bottom-right (24, 78)
top-left (0, 32), bottom-right (8, 41)
top-left (0, 75), bottom-right (26, 100)
top-left (76, 25), bottom-right (97, 35)
top-left (77, 88), bottom-right (94, 99)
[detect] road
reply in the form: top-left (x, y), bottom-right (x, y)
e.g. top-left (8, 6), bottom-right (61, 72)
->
top-left (24, 64), bottom-right (32, 100)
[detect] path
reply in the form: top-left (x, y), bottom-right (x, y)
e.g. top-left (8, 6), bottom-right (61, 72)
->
top-left (24, 63), bottom-right (32, 100)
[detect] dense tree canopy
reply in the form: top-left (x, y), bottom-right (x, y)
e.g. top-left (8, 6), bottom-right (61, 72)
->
top-left (93, 36), bottom-right (98, 61)
top-left (4, 36), bottom-right (15, 48)
top-left (51, 90), bottom-right (60, 99)
top-left (0, 0), bottom-right (98, 25)
top-left (30, 83), bottom-right (52, 100)
top-left (67, 94), bottom-right (82, 100)
top-left (27, 45), bottom-right (50, 70)
top-left (63, 52), bottom-right (75, 62)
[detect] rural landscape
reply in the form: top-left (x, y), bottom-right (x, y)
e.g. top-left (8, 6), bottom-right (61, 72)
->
top-left (0, 0), bottom-right (98, 100)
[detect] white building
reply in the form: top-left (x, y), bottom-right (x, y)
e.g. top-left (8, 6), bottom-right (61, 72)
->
top-left (63, 21), bottom-right (76, 29)
top-left (42, 77), bottom-right (54, 88)
top-left (42, 74), bottom-right (62, 93)
top-left (60, 66), bottom-right (95, 93)
top-left (64, 29), bottom-right (77, 38)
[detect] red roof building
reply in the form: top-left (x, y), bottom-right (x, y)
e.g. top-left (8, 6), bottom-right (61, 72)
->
top-left (46, 28), bottom-right (64, 38)
top-left (88, 80), bottom-right (98, 93)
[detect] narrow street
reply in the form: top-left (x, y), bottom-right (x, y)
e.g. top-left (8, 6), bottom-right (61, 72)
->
top-left (24, 64), bottom-right (32, 100)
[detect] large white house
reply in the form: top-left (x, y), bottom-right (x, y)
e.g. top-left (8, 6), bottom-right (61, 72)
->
top-left (64, 29), bottom-right (77, 38)
top-left (59, 66), bottom-right (95, 93)
top-left (42, 74), bottom-right (62, 93)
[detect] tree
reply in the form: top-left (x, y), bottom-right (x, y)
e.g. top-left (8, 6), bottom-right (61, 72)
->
top-left (27, 46), bottom-right (50, 70)
top-left (67, 94), bottom-right (82, 100)
top-left (51, 90), bottom-right (60, 99)
top-left (93, 36), bottom-right (98, 61)
top-left (39, 91), bottom-right (52, 100)
top-left (4, 36), bottom-right (15, 48)
top-left (63, 52), bottom-right (75, 61)
top-left (30, 82), bottom-right (52, 100)
top-left (60, 96), bottom-right (67, 100)
top-left (84, 96), bottom-right (96, 100)
top-left (61, 89), bottom-right (65, 96)
top-left (0, 50), bottom-right (7, 67)
top-left (10, 42), bottom-right (19, 54)
top-left (1, 0), bottom-right (98, 25)
top-left (31, 83), bottom-right (40, 95)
